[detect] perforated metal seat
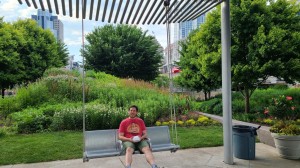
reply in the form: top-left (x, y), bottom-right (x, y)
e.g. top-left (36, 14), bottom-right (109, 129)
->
top-left (83, 129), bottom-right (120, 162)
top-left (83, 126), bottom-right (179, 162)
top-left (147, 126), bottom-right (180, 153)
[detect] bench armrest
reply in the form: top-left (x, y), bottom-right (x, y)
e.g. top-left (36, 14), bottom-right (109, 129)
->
top-left (117, 140), bottom-right (123, 150)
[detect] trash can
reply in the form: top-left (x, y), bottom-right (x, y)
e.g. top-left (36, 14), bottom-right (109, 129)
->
top-left (232, 125), bottom-right (260, 160)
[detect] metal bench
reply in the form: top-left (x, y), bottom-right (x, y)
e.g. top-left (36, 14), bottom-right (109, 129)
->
top-left (147, 126), bottom-right (180, 153)
top-left (83, 126), bottom-right (179, 162)
top-left (83, 129), bottom-right (120, 162)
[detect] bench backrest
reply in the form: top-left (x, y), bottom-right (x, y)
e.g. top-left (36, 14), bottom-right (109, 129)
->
top-left (85, 129), bottom-right (117, 152)
top-left (147, 126), bottom-right (172, 145)
top-left (84, 126), bottom-right (178, 161)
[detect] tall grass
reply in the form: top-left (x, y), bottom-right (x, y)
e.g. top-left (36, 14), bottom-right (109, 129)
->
top-left (1, 68), bottom-right (198, 133)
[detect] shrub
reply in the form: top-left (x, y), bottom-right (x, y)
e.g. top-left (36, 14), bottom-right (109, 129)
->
top-left (151, 75), bottom-right (169, 88)
top-left (0, 127), bottom-right (9, 137)
top-left (0, 96), bottom-right (21, 118)
top-left (50, 104), bottom-right (127, 131)
top-left (17, 115), bottom-right (52, 134)
top-left (15, 82), bottom-right (50, 109)
top-left (177, 120), bottom-right (184, 126)
top-left (43, 75), bottom-right (83, 102)
top-left (266, 95), bottom-right (299, 120)
top-left (198, 98), bottom-right (221, 114)
top-left (155, 121), bottom-right (161, 126)
top-left (43, 68), bottom-right (79, 77)
top-left (232, 99), bottom-right (244, 113)
top-left (186, 119), bottom-right (196, 127)
top-left (270, 120), bottom-right (300, 135)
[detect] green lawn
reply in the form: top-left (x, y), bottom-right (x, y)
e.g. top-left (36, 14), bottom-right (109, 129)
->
top-left (0, 126), bottom-right (223, 165)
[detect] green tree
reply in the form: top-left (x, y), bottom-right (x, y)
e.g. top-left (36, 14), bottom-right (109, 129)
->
top-left (0, 18), bottom-right (25, 97)
top-left (13, 19), bottom-right (68, 82)
top-left (175, 21), bottom-right (221, 100)
top-left (83, 24), bottom-right (163, 81)
top-left (179, 0), bottom-right (300, 113)
top-left (0, 19), bottom-right (69, 97)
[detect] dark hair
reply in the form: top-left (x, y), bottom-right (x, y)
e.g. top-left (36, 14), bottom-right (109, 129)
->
top-left (129, 105), bottom-right (138, 112)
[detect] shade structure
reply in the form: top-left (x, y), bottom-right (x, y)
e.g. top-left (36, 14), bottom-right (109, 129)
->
top-left (18, 0), bottom-right (224, 25)
top-left (17, 0), bottom-right (233, 165)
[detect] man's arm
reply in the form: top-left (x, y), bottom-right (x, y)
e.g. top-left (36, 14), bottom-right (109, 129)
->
top-left (141, 130), bottom-right (147, 140)
top-left (119, 132), bottom-right (133, 142)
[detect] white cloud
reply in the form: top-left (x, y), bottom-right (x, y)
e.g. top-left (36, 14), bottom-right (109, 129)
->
top-left (65, 37), bottom-right (82, 46)
top-left (138, 24), bottom-right (170, 48)
top-left (1, 0), bottom-right (36, 22)
top-left (0, 0), bottom-right (19, 12)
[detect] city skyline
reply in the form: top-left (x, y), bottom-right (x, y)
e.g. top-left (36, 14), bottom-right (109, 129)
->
top-left (1, 0), bottom-right (170, 62)
top-left (31, 9), bottom-right (64, 42)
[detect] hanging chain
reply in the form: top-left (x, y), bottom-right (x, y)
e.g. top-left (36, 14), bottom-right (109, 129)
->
top-left (164, 0), bottom-right (179, 145)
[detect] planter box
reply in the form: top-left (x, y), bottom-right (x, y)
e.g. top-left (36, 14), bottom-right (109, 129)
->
top-left (271, 133), bottom-right (300, 160)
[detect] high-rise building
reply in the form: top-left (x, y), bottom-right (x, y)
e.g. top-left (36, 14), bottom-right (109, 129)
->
top-left (31, 9), bottom-right (64, 42)
top-left (165, 14), bottom-right (206, 65)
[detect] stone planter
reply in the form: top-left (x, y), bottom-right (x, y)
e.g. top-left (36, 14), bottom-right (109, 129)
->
top-left (271, 133), bottom-right (300, 160)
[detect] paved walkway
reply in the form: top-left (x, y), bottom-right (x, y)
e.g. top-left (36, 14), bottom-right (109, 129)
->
top-left (1, 143), bottom-right (299, 168)
top-left (198, 112), bottom-right (276, 147)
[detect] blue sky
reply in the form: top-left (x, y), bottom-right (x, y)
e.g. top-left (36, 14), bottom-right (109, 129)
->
top-left (0, 0), bottom-right (169, 62)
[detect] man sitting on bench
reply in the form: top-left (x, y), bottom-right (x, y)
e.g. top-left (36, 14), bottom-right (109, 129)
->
top-left (118, 105), bottom-right (159, 168)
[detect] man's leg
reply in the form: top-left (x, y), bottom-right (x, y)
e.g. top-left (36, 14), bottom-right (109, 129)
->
top-left (125, 147), bottom-right (134, 167)
top-left (123, 142), bottom-right (135, 167)
top-left (141, 146), bottom-right (155, 165)
top-left (139, 141), bottom-right (157, 168)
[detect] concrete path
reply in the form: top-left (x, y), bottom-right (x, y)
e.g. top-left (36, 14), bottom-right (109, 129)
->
top-left (198, 112), bottom-right (276, 147)
top-left (1, 143), bottom-right (299, 168)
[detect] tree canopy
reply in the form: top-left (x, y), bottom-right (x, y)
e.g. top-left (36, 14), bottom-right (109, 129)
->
top-left (0, 18), bottom-right (69, 97)
top-left (175, 29), bottom-right (221, 100)
top-left (177, 0), bottom-right (300, 112)
top-left (83, 24), bottom-right (163, 81)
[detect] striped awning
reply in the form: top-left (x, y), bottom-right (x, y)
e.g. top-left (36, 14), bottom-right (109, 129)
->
top-left (18, 0), bottom-right (223, 25)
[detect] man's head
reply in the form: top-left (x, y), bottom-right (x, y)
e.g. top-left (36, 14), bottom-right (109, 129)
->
top-left (128, 105), bottom-right (138, 118)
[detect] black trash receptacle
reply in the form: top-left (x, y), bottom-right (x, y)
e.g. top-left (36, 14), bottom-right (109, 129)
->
top-left (232, 125), bottom-right (260, 160)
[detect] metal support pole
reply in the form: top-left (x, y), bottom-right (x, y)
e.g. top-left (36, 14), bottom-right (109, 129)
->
top-left (221, 0), bottom-right (233, 165)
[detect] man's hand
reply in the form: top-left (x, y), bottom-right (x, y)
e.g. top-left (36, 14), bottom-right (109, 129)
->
top-left (132, 136), bottom-right (141, 142)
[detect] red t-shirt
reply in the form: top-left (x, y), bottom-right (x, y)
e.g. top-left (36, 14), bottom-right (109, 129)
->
top-left (119, 117), bottom-right (146, 138)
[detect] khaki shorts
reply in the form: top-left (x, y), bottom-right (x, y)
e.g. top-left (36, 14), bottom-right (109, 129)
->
top-left (122, 140), bottom-right (149, 152)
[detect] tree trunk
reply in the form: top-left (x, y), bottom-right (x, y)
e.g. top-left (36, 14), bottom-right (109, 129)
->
top-left (1, 88), bottom-right (5, 98)
top-left (204, 92), bottom-right (208, 101)
top-left (244, 88), bottom-right (250, 113)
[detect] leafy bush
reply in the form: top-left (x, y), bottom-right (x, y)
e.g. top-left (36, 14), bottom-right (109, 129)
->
top-left (232, 99), bottom-right (244, 113)
top-left (151, 75), bottom-right (170, 88)
top-left (270, 84), bottom-right (288, 90)
top-left (270, 120), bottom-right (300, 135)
top-left (8, 108), bottom-right (48, 133)
top-left (51, 104), bottom-right (127, 131)
top-left (266, 95), bottom-right (299, 120)
top-left (17, 115), bottom-right (52, 134)
top-left (0, 96), bottom-right (21, 118)
top-left (43, 75), bottom-right (83, 102)
top-left (198, 98), bottom-right (221, 114)
top-left (15, 82), bottom-right (50, 109)
top-left (2, 69), bottom-right (202, 133)
top-left (0, 127), bottom-right (8, 137)
top-left (233, 113), bottom-right (260, 123)
top-left (43, 68), bottom-right (80, 77)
